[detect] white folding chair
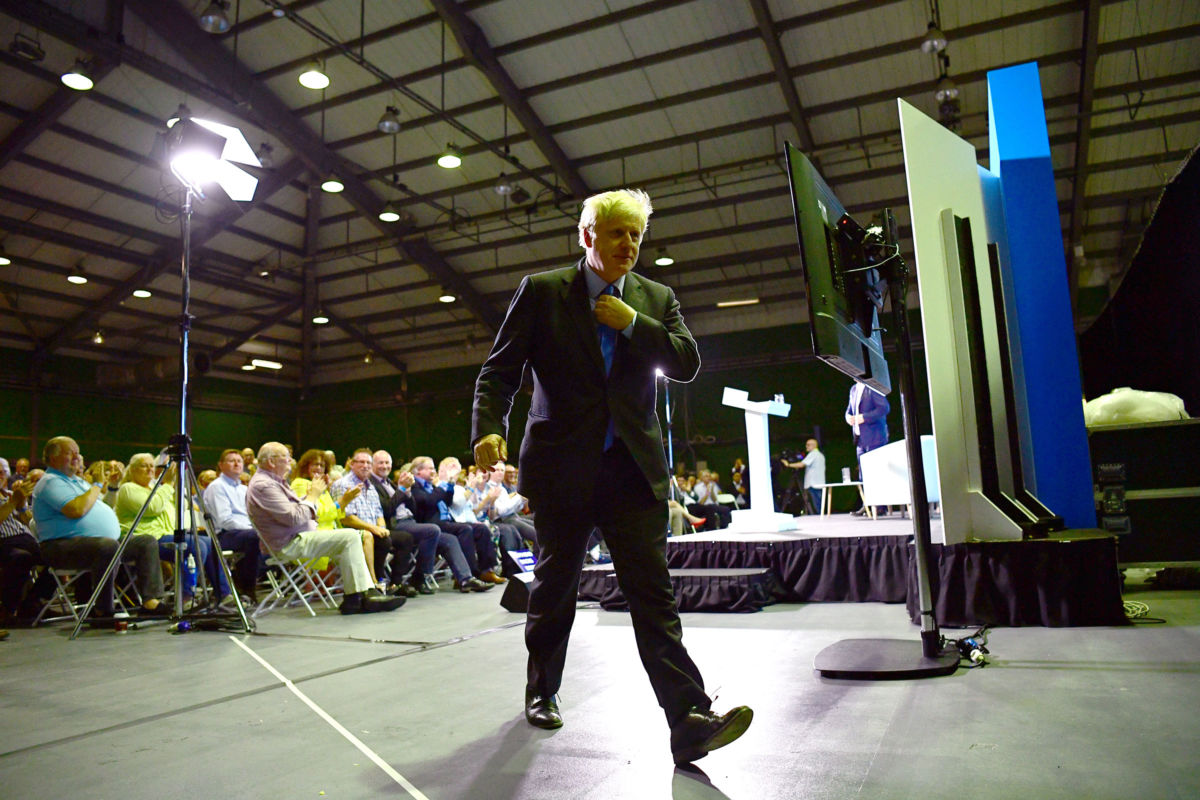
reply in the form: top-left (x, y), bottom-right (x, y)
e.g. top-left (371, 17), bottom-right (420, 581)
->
top-left (253, 534), bottom-right (338, 617)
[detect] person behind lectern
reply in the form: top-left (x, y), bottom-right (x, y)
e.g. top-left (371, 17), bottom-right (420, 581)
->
top-left (471, 188), bottom-right (753, 764)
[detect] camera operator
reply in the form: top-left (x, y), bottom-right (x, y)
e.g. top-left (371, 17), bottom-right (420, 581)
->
top-left (782, 438), bottom-right (825, 515)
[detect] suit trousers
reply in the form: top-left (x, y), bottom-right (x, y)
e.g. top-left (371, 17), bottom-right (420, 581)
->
top-left (525, 439), bottom-right (709, 727)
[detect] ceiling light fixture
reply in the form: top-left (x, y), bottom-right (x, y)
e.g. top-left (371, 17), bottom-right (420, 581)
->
top-left (0, 245), bottom-right (10, 266)
top-left (935, 72), bottom-right (959, 102)
top-left (67, 265), bottom-right (88, 285)
top-left (9, 32), bottom-right (46, 63)
top-left (165, 103), bottom-right (191, 129)
top-left (377, 106), bottom-right (401, 134)
top-left (132, 289), bottom-right (152, 299)
top-left (438, 288), bottom-right (456, 303)
top-left (60, 58), bottom-right (94, 91)
top-left (921, 21), bottom-right (947, 54)
top-left (198, 1), bottom-right (232, 34)
top-left (654, 249), bottom-right (675, 267)
top-left (509, 185), bottom-right (532, 205)
top-left (92, 330), bottom-right (104, 345)
top-left (378, 202), bottom-right (401, 223)
top-left (494, 173), bottom-right (515, 196)
top-left (716, 298), bottom-right (760, 308)
top-left (241, 357), bottom-right (256, 371)
top-left (312, 309), bottom-right (330, 325)
top-left (321, 175), bottom-right (344, 193)
top-left (437, 144), bottom-right (462, 169)
top-left (363, 351), bottom-right (374, 365)
top-left (251, 358), bottom-right (283, 370)
top-left (298, 60), bottom-right (329, 90)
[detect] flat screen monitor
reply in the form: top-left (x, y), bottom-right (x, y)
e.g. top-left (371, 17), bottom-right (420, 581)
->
top-left (784, 141), bottom-right (891, 394)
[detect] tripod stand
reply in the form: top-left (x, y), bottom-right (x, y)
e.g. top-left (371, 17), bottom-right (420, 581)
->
top-left (69, 183), bottom-right (252, 639)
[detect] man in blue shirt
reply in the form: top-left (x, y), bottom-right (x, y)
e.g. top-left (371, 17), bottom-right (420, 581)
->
top-left (32, 436), bottom-right (163, 617)
top-left (202, 449), bottom-right (261, 601)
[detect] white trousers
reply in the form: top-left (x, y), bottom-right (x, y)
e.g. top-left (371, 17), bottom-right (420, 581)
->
top-left (280, 528), bottom-right (373, 594)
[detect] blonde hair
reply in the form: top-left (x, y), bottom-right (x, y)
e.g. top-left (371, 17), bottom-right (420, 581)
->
top-left (122, 452), bottom-right (155, 485)
top-left (411, 456), bottom-right (434, 471)
top-left (578, 189), bottom-right (653, 248)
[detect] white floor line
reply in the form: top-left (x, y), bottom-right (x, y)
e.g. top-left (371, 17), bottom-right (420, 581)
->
top-left (231, 636), bottom-right (430, 800)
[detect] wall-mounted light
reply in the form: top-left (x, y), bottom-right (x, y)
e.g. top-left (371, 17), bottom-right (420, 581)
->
top-left (60, 58), bottom-right (94, 91)
top-left (437, 144), bottom-right (462, 169)
top-left (298, 60), bottom-right (329, 90)
top-left (438, 288), bottom-right (456, 303)
top-left (198, 1), bottom-right (232, 34)
top-left (377, 106), bottom-right (401, 134)
top-left (654, 249), bottom-right (675, 266)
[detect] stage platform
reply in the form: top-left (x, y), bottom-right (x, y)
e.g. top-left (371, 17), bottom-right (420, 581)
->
top-left (582, 514), bottom-right (1126, 626)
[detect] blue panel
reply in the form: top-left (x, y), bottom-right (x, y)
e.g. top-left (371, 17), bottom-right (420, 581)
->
top-left (988, 64), bottom-right (1097, 528)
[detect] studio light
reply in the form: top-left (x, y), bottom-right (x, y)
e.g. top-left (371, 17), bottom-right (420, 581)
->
top-left (198, 1), bottom-right (232, 34)
top-left (92, 330), bottom-right (104, 345)
top-left (437, 144), bottom-right (462, 169)
top-left (438, 288), bottom-right (456, 303)
top-left (251, 358), bottom-right (283, 370)
top-left (163, 117), bottom-right (261, 202)
top-left (67, 265), bottom-right (87, 285)
top-left (494, 173), bottom-right (515, 196)
top-left (921, 21), bottom-right (947, 54)
top-left (377, 106), bottom-right (401, 134)
top-left (321, 175), bottom-right (345, 193)
top-left (60, 59), bottom-right (94, 91)
top-left (298, 60), bottom-right (329, 90)
top-left (132, 289), bottom-right (152, 299)
top-left (654, 249), bottom-right (675, 266)
top-left (312, 310), bottom-right (330, 325)
top-left (378, 203), bottom-right (401, 223)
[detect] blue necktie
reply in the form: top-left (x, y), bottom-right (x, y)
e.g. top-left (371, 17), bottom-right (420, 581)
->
top-left (598, 284), bottom-right (619, 450)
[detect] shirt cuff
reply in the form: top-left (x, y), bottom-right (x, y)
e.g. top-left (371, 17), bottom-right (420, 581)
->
top-left (620, 314), bottom-right (635, 338)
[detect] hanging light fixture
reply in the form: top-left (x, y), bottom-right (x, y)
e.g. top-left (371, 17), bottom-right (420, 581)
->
top-left (241, 357), bottom-right (256, 371)
top-left (298, 60), bottom-right (329, 90)
top-left (251, 358), bottom-right (283, 370)
top-left (363, 351), bottom-right (375, 365)
top-left (377, 106), bottom-right (401, 134)
top-left (60, 58), bottom-right (94, 91)
top-left (132, 289), bottom-right (152, 299)
top-left (92, 330), bottom-right (104, 345)
top-left (494, 173), bottom-right (515, 196)
top-left (198, 1), bottom-right (232, 34)
top-left (438, 288), bottom-right (456, 303)
top-left (921, 21), bottom-right (947, 54)
top-left (321, 175), bottom-right (344, 193)
top-left (67, 264), bottom-right (88, 285)
top-left (165, 103), bottom-right (192, 129)
top-left (0, 244), bottom-right (11, 266)
top-left (654, 249), bottom-right (675, 266)
top-left (312, 309), bottom-right (330, 325)
top-left (378, 203), bottom-right (401, 223)
top-left (437, 144), bottom-right (462, 169)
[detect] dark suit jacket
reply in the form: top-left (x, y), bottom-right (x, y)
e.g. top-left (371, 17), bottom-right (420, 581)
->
top-left (409, 480), bottom-right (452, 525)
top-left (848, 385), bottom-right (890, 452)
top-left (472, 259), bottom-right (700, 508)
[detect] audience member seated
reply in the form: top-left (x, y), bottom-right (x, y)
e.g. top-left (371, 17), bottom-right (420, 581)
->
top-left (361, 450), bottom-right (423, 598)
top-left (481, 461), bottom-right (538, 548)
top-left (203, 449), bottom-right (263, 602)
top-left (245, 442), bottom-right (403, 615)
top-left (32, 437), bottom-right (164, 618)
top-left (7, 457), bottom-right (30, 489)
top-left (116, 453), bottom-right (232, 608)
top-left (688, 471), bottom-right (732, 530)
top-left (409, 456), bottom-right (496, 592)
top-left (196, 470), bottom-right (218, 492)
top-left (0, 458), bottom-right (54, 622)
top-left (331, 449), bottom-right (412, 595)
top-left (460, 468), bottom-right (522, 557)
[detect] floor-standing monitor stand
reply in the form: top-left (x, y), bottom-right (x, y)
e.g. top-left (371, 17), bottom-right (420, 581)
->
top-left (722, 388), bottom-right (799, 531)
top-left (814, 216), bottom-right (958, 679)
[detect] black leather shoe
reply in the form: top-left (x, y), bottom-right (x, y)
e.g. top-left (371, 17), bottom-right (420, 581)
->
top-left (670, 705), bottom-right (753, 764)
top-left (409, 578), bottom-right (435, 595)
top-left (524, 687), bottom-right (563, 729)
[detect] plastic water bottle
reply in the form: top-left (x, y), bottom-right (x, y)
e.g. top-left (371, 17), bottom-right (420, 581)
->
top-left (185, 552), bottom-right (197, 589)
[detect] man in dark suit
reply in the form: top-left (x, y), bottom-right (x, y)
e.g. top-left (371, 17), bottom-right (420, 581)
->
top-left (846, 382), bottom-right (891, 516)
top-left (472, 189), bottom-right (752, 765)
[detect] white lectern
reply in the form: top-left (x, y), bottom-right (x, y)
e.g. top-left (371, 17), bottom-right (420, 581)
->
top-left (722, 387), bottom-right (799, 531)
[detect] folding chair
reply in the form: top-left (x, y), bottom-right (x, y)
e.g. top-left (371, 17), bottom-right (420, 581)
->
top-left (253, 534), bottom-right (338, 617)
top-left (31, 568), bottom-right (90, 627)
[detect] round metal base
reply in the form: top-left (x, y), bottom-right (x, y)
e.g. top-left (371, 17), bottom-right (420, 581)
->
top-left (814, 638), bottom-right (960, 680)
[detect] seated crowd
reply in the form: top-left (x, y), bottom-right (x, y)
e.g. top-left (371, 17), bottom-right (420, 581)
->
top-left (0, 436), bottom-right (541, 626)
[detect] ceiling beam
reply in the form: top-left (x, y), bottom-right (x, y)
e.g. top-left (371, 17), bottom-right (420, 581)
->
top-left (429, 0), bottom-right (590, 200)
top-left (747, 0), bottom-right (817, 154)
top-left (208, 301), bottom-right (303, 365)
top-left (324, 310), bottom-right (407, 374)
top-left (1067, 0), bottom-right (1102, 312)
top-left (123, 0), bottom-right (503, 333)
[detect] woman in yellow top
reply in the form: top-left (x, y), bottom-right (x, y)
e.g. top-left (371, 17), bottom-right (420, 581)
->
top-left (289, 449), bottom-right (367, 575)
top-left (115, 452), bottom-right (231, 604)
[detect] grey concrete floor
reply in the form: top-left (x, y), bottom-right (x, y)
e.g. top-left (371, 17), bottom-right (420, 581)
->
top-left (1, 571), bottom-right (1197, 800)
